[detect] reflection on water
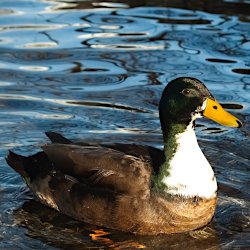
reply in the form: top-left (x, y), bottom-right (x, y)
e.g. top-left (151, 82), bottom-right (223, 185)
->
top-left (0, 0), bottom-right (249, 249)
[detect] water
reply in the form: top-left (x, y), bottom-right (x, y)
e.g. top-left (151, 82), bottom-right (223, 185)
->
top-left (0, 0), bottom-right (249, 249)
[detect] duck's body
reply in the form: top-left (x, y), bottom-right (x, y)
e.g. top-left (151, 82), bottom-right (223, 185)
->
top-left (6, 77), bottom-right (241, 235)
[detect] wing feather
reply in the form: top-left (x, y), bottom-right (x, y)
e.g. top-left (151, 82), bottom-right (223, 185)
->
top-left (42, 144), bottom-right (151, 197)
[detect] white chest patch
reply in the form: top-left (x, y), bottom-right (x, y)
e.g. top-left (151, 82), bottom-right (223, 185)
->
top-left (162, 126), bottom-right (217, 199)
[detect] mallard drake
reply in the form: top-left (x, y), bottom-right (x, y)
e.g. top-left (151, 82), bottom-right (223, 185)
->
top-left (6, 77), bottom-right (242, 235)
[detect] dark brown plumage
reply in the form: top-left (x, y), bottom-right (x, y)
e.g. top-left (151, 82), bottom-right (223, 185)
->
top-left (6, 132), bottom-right (216, 235)
top-left (6, 77), bottom-right (241, 235)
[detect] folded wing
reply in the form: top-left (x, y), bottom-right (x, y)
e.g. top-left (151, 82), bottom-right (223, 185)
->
top-left (43, 143), bottom-right (152, 197)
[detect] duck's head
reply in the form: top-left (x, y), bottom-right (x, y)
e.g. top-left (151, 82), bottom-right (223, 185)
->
top-left (159, 77), bottom-right (242, 131)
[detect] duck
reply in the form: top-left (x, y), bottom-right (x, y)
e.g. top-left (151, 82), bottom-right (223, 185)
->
top-left (6, 77), bottom-right (242, 235)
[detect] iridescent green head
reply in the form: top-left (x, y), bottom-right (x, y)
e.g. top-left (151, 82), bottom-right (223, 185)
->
top-left (159, 77), bottom-right (242, 133)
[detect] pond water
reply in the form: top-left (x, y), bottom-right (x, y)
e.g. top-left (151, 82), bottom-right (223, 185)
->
top-left (0, 0), bottom-right (249, 249)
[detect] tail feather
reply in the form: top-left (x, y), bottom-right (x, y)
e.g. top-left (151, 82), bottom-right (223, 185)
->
top-left (6, 151), bottom-right (27, 177)
top-left (45, 131), bottom-right (72, 144)
top-left (6, 150), bottom-right (52, 181)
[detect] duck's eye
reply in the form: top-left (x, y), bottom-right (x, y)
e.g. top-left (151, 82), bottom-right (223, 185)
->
top-left (181, 88), bottom-right (192, 96)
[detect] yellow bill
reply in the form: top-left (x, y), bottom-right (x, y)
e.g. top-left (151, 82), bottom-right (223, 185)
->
top-left (203, 98), bottom-right (242, 128)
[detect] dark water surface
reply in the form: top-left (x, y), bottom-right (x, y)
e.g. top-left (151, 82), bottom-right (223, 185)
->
top-left (0, 0), bottom-right (249, 249)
